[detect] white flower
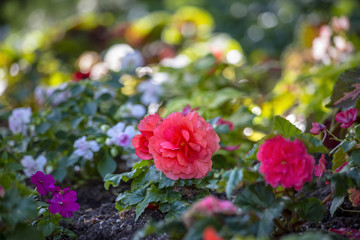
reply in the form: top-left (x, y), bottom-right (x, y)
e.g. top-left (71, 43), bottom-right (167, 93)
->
top-left (104, 44), bottom-right (134, 72)
top-left (21, 155), bottom-right (47, 177)
top-left (106, 122), bottom-right (136, 148)
top-left (73, 136), bottom-right (100, 160)
top-left (160, 54), bottom-right (190, 68)
top-left (9, 107), bottom-right (32, 135)
top-left (137, 80), bottom-right (163, 105)
top-left (121, 51), bottom-right (144, 73)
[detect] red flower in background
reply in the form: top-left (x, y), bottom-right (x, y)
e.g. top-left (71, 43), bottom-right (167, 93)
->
top-left (335, 108), bottom-right (358, 128)
top-left (257, 135), bottom-right (315, 190)
top-left (203, 227), bottom-right (224, 240)
top-left (310, 122), bottom-right (326, 135)
top-left (73, 71), bottom-right (90, 82)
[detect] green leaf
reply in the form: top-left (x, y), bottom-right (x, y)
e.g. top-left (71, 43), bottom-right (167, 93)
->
top-left (36, 122), bottom-right (50, 134)
top-left (40, 222), bottom-right (55, 237)
top-left (135, 185), bottom-right (163, 220)
top-left (258, 199), bottom-right (285, 237)
top-left (332, 147), bottom-right (346, 171)
top-left (340, 140), bottom-right (356, 153)
top-left (5, 224), bottom-right (44, 240)
top-left (158, 174), bottom-right (176, 189)
top-left (273, 116), bottom-right (302, 138)
top-left (225, 168), bottom-right (243, 199)
top-left (297, 134), bottom-right (328, 153)
top-left (116, 189), bottom-right (146, 205)
top-left (70, 84), bottom-right (85, 96)
top-left (104, 166), bottom-right (145, 190)
top-left (209, 88), bottom-right (241, 108)
top-left (330, 196), bottom-right (344, 217)
top-left (297, 197), bottom-right (325, 222)
top-left (351, 149), bottom-right (360, 166)
top-left (51, 167), bottom-right (67, 182)
top-left (82, 101), bottom-right (98, 116)
top-left (131, 166), bottom-right (161, 190)
top-left (71, 116), bottom-right (84, 129)
top-left (132, 160), bottom-right (152, 170)
top-left (234, 183), bottom-right (275, 210)
top-left (160, 201), bottom-right (188, 220)
top-left (327, 66), bottom-right (360, 108)
top-left (97, 153), bottom-right (117, 178)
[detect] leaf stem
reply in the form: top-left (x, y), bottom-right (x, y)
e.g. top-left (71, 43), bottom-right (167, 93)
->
top-left (326, 129), bottom-right (342, 142)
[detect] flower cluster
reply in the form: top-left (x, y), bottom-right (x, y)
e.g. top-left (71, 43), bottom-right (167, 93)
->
top-left (257, 135), bottom-right (315, 190)
top-left (73, 136), bottom-right (100, 160)
top-left (31, 171), bottom-right (79, 218)
top-left (132, 111), bottom-right (220, 180)
top-left (8, 107), bottom-right (32, 135)
top-left (106, 122), bottom-right (136, 148)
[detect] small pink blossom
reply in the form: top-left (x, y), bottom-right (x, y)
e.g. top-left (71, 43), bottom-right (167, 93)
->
top-left (348, 188), bottom-right (360, 207)
top-left (257, 135), bottom-right (315, 191)
top-left (314, 154), bottom-right (326, 178)
top-left (335, 108), bottom-right (358, 128)
top-left (332, 16), bottom-right (350, 32)
top-left (0, 185), bottom-right (5, 198)
top-left (310, 122), bottom-right (326, 135)
top-left (189, 196), bottom-right (238, 216)
top-left (329, 228), bottom-right (360, 238)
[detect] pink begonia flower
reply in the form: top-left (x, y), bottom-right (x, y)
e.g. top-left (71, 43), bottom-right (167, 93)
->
top-left (8, 107), bottom-right (32, 135)
top-left (132, 113), bottom-right (162, 160)
top-left (0, 185), bottom-right (5, 198)
top-left (30, 171), bottom-right (56, 196)
top-left (335, 108), bottom-right (358, 128)
top-left (257, 135), bottom-right (315, 191)
top-left (310, 122), bottom-right (326, 135)
top-left (203, 226), bottom-right (224, 240)
top-left (216, 118), bottom-right (234, 131)
top-left (335, 161), bottom-right (348, 173)
top-left (106, 122), bottom-right (136, 147)
top-left (348, 188), bottom-right (360, 207)
top-left (332, 16), bottom-right (350, 32)
top-left (148, 112), bottom-right (220, 180)
top-left (48, 188), bottom-right (80, 218)
top-left (21, 155), bottom-right (47, 178)
top-left (329, 228), bottom-right (360, 239)
top-left (314, 154), bottom-right (326, 178)
top-left (196, 196), bottom-right (238, 215)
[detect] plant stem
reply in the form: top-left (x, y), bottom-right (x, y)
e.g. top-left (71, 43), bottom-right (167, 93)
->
top-left (326, 129), bottom-right (342, 142)
top-left (322, 191), bottom-right (333, 205)
top-left (339, 207), bottom-right (360, 213)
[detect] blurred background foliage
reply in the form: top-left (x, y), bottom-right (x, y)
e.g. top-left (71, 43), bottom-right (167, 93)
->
top-left (1, 0), bottom-right (360, 148)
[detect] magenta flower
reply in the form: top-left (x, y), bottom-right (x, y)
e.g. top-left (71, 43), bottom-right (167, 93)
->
top-left (310, 122), bottom-right (326, 135)
top-left (222, 145), bottom-right (241, 151)
top-left (30, 171), bottom-right (56, 196)
top-left (181, 104), bottom-right (199, 116)
top-left (216, 118), bottom-right (234, 131)
top-left (335, 108), bottom-right (358, 128)
top-left (329, 228), bottom-right (360, 238)
top-left (314, 154), bottom-right (326, 178)
top-left (48, 188), bottom-right (80, 218)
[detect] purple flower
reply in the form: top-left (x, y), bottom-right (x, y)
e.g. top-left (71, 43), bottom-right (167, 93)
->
top-left (310, 122), bottom-right (326, 135)
top-left (48, 188), bottom-right (80, 218)
top-left (30, 171), bottom-right (56, 196)
top-left (335, 108), bottom-right (358, 128)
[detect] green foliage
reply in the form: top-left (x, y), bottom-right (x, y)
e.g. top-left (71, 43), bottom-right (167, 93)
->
top-left (273, 116), bottom-right (302, 138)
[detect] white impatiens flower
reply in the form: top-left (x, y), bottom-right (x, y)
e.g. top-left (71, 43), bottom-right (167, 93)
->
top-left (104, 44), bottom-right (134, 72)
top-left (21, 155), bottom-right (47, 177)
top-left (137, 80), bottom-right (163, 105)
top-left (121, 51), bottom-right (144, 73)
top-left (73, 136), bottom-right (100, 160)
top-left (9, 107), bottom-right (32, 135)
top-left (106, 122), bottom-right (136, 148)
